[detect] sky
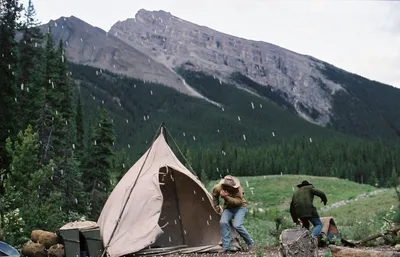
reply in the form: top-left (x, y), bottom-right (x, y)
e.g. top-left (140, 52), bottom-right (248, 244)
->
top-left (25, 0), bottom-right (400, 88)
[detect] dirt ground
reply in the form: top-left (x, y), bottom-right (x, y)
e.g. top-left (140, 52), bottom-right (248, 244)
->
top-left (163, 245), bottom-right (399, 257)
top-left (157, 246), bottom-right (326, 257)
top-left (203, 247), bottom-right (327, 257)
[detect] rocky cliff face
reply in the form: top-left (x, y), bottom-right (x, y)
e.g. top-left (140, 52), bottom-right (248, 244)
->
top-left (39, 16), bottom-right (216, 101)
top-left (109, 9), bottom-right (345, 126)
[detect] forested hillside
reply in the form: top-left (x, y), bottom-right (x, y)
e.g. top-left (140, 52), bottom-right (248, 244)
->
top-left (321, 63), bottom-right (400, 139)
top-left (70, 62), bottom-right (400, 188)
top-left (69, 62), bottom-right (346, 152)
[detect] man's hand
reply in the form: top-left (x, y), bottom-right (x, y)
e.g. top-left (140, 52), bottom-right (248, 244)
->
top-left (220, 190), bottom-right (228, 197)
top-left (321, 199), bottom-right (327, 206)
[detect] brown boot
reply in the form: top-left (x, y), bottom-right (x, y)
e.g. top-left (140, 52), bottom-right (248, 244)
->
top-left (215, 246), bottom-right (239, 253)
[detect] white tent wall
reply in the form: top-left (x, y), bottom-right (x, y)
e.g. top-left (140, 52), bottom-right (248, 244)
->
top-left (97, 127), bottom-right (222, 257)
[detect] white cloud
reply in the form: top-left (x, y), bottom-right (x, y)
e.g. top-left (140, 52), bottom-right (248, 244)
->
top-left (25, 0), bottom-right (400, 87)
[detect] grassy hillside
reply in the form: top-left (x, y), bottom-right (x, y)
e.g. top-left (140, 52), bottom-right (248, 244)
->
top-left (321, 190), bottom-right (398, 241)
top-left (205, 175), bottom-right (398, 246)
top-left (68, 63), bottom-right (348, 157)
top-left (207, 175), bottom-right (377, 210)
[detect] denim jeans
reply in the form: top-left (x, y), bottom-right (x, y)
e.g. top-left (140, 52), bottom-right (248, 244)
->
top-left (300, 217), bottom-right (323, 237)
top-left (220, 207), bottom-right (254, 250)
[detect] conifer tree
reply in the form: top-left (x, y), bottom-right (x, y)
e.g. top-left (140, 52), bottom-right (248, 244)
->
top-left (4, 125), bottom-right (63, 246)
top-left (0, 0), bottom-right (23, 172)
top-left (37, 29), bottom-right (59, 165)
top-left (55, 39), bottom-right (74, 121)
top-left (75, 90), bottom-right (85, 160)
top-left (200, 168), bottom-right (209, 186)
top-left (17, 0), bottom-right (44, 130)
top-left (82, 107), bottom-right (116, 219)
top-left (4, 125), bottom-right (41, 209)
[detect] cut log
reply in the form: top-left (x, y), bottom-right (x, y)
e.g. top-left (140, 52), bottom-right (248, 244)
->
top-left (329, 245), bottom-right (400, 257)
top-left (38, 231), bottom-right (59, 249)
top-left (21, 241), bottom-right (47, 257)
top-left (279, 228), bottom-right (318, 257)
top-left (31, 230), bottom-right (45, 243)
top-left (47, 244), bottom-right (65, 257)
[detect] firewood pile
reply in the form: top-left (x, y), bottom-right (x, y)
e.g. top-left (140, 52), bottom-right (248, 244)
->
top-left (21, 230), bottom-right (65, 257)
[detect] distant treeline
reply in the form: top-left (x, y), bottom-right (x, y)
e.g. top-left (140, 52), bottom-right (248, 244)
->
top-left (179, 137), bottom-right (400, 188)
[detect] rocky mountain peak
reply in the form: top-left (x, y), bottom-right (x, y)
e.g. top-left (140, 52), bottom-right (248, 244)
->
top-left (109, 9), bottom-right (345, 126)
top-left (135, 9), bottom-right (173, 19)
top-left (38, 14), bottom-right (221, 103)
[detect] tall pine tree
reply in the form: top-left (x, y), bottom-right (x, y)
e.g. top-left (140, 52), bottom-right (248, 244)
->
top-left (37, 29), bottom-right (59, 165)
top-left (75, 89), bottom-right (85, 160)
top-left (17, 0), bottom-right (44, 131)
top-left (0, 0), bottom-right (23, 173)
top-left (82, 107), bottom-right (115, 220)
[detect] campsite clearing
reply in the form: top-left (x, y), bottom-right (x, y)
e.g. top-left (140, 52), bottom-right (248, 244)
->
top-left (206, 175), bottom-right (398, 246)
top-left (93, 125), bottom-right (398, 257)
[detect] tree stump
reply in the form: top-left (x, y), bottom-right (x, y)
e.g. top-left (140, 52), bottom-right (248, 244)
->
top-left (279, 228), bottom-right (318, 257)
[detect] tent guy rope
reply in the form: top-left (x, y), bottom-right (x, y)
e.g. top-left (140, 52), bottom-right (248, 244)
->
top-left (165, 126), bottom-right (197, 177)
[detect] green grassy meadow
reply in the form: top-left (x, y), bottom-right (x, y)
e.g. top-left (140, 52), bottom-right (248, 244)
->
top-left (205, 175), bottom-right (399, 246)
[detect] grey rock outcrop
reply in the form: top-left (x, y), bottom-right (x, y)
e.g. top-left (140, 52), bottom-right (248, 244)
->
top-left (110, 9), bottom-right (346, 126)
top-left (39, 16), bottom-right (214, 101)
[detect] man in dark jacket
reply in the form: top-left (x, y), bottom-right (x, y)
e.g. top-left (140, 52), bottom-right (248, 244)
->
top-left (290, 180), bottom-right (328, 237)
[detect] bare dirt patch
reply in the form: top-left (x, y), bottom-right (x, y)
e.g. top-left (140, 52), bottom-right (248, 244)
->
top-left (163, 246), bottom-right (399, 257)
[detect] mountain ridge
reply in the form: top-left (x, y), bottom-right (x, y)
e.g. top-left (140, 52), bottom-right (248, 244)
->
top-left (109, 9), bottom-right (346, 126)
top-left (39, 15), bottom-right (221, 106)
top-left (38, 10), bottom-right (400, 141)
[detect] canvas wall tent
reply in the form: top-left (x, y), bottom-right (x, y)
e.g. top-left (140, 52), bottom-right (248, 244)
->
top-left (97, 124), bottom-right (228, 257)
top-left (319, 217), bottom-right (355, 247)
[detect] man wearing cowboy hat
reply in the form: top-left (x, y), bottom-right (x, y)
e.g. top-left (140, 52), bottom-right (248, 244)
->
top-left (211, 175), bottom-right (255, 253)
top-left (290, 180), bottom-right (328, 238)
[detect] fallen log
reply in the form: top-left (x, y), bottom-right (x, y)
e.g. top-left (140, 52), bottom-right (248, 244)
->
top-left (355, 225), bottom-right (400, 245)
top-left (279, 228), bottom-right (318, 257)
top-left (329, 245), bottom-right (400, 257)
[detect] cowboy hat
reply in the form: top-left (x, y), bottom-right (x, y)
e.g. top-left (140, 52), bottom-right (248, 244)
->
top-left (221, 175), bottom-right (240, 189)
top-left (297, 180), bottom-right (313, 188)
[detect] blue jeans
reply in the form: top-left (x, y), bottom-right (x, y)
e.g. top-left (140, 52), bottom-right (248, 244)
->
top-left (220, 207), bottom-right (254, 250)
top-left (300, 217), bottom-right (323, 237)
